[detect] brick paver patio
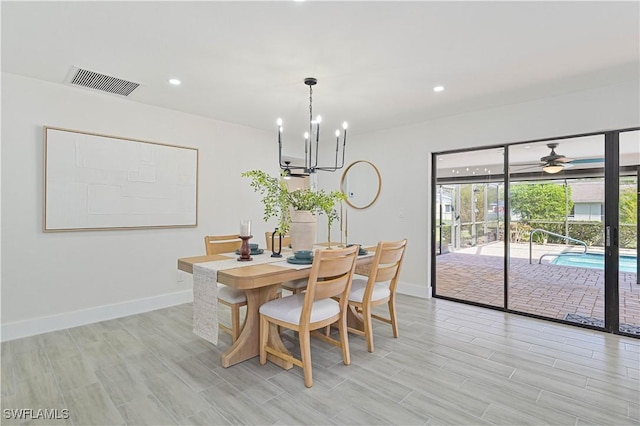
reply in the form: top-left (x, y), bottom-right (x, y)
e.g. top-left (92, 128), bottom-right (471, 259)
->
top-left (435, 244), bottom-right (639, 333)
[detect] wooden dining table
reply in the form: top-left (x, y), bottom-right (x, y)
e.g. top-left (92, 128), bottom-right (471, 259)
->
top-left (178, 246), bottom-right (375, 369)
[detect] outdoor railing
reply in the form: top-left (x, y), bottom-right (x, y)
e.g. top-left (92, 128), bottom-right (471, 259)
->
top-left (529, 228), bottom-right (587, 264)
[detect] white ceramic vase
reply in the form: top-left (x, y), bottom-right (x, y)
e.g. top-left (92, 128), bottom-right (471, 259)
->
top-left (289, 210), bottom-right (317, 252)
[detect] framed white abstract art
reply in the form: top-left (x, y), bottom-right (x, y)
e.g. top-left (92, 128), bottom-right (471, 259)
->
top-left (43, 126), bottom-right (198, 231)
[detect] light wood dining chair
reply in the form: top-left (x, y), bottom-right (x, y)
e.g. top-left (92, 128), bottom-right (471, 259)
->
top-left (346, 239), bottom-right (407, 352)
top-left (259, 245), bottom-right (358, 388)
top-left (265, 231), bottom-right (308, 294)
top-left (204, 234), bottom-right (246, 343)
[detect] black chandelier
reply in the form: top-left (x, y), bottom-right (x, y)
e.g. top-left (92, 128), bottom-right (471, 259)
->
top-left (278, 77), bottom-right (348, 177)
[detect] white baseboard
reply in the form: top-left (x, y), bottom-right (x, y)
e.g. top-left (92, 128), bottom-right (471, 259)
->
top-left (397, 281), bottom-right (431, 298)
top-left (1, 290), bottom-right (193, 342)
top-left (1, 282), bottom-right (430, 342)
top-left (352, 275), bottom-right (430, 299)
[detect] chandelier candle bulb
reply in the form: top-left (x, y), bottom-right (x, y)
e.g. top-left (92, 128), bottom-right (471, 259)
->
top-left (304, 132), bottom-right (309, 169)
top-left (316, 115), bottom-right (321, 143)
top-left (277, 118), bottom-right (282, 145)
top-left (343, 122), bottom-right (348, 147)
top-left (277, 77), bottom-right (348, 175)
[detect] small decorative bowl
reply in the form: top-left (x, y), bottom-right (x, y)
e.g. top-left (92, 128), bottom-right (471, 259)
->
top-left (294, 250), bottom-right (313, 260)
top-left (249, 243), bottom-right (259, 250)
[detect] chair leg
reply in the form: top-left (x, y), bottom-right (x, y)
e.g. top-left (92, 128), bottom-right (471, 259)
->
top-left (389, 296), bottom-right (399, 338)
top-left (299, 330), bottom-right (313, 388)
top-left (338, 315), bottom-right (351, 366)
top-left (259, 315), bottom-right (269, 365)
top-left (362, 304), bottom-right (375, 353)
top-left (231, 304), bottom-right (241, 342)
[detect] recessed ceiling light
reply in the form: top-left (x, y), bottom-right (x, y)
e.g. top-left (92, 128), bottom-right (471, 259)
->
top-left (169, 78), bottom-right (181, 86)
top-left (433, 85), bottom-right (444, 92)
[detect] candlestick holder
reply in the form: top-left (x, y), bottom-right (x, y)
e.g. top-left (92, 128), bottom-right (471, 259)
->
top-left (338, 202), bottom-right (344, 248)
top-left (238, 235), bottom-right (253, 261)
top-left (270, 230), bottom-right (283, 258)
top-left (344, 214), bottom-right (348, 247)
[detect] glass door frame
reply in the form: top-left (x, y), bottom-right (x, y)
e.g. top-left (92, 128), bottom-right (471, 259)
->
top-left (604, 131), bottom-right (619, 333)
top-left (431, 127), bottom-right (639, 338)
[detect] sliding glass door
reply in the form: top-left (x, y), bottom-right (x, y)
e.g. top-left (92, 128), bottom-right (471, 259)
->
top-left (434, 148), bottom-right (505, 308)
top-left (507, 136), bottom-right (605, 325)
top-left (619, 130), bottom-right (639, 334)
top-left (432, 128), bottom-right (639, 337)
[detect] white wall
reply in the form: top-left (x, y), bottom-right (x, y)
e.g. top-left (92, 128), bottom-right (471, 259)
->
top-left (1, 73), bottom-right (283, 340)
top-left (340, 79), bottom-right (640, 298)
top-left (3, 74), bottom-right (638, 340)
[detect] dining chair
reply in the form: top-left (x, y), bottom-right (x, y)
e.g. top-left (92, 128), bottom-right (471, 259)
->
top-left (259, 245), bottom-right (358, 388)
top-left (204, 234), bottom-right (246, 343)
top-left (264, 231), bottom-right (308, 294)
top-left (346, 239), bottom-right (407, 353)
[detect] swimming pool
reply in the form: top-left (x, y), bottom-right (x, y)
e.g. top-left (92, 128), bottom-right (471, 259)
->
top-left (551, 253), bottom-right (637, 273)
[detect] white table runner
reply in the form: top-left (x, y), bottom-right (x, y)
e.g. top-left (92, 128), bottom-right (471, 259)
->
top-left (192, 253), bottom-right (297, 345)
top-left (192, 263), bottom-right (220, 344)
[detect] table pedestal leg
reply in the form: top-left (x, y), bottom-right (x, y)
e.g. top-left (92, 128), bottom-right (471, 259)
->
top-left (346, 305), bottom-right (365, 332)
top-left (221, 285), bottom-right (293, 370)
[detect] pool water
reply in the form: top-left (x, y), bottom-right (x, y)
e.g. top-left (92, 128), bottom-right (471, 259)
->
top-left (551, 253), bottom-right (637, 273)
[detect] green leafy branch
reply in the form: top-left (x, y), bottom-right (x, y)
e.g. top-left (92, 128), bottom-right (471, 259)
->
top-left (241, 170), bottom-right (346, 235)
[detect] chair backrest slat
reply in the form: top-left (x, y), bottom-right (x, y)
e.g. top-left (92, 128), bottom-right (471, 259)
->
top-left (374, 264), bottom-right (401, 283)
top-left (367, 239), bottom-right (408, 294)
top-left (300, 246), bottom-right (359, 325)
top-left (204, 235), bottom-right (242, 255)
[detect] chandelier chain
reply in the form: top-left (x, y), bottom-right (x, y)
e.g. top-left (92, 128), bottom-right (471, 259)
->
top-left (309, 85), bottom-right (313, 127)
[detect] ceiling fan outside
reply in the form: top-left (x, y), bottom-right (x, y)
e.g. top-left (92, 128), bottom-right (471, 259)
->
top-left (540, 143), bottom-right (571, 164)
top-left (513, 143), bottom-right (604, 174)
top-left (539, 143), bottom-right (572, 173)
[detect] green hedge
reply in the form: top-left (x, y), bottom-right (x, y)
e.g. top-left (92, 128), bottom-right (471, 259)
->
top-left (438, 221), bottom-right (636, 250)
top-left (620, 224), bottom-right (638, 249)
top-left (519, 221), bottom-right (636, 249)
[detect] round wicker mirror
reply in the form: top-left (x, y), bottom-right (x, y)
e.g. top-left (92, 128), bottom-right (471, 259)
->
top-left (340, 160), bottom-right (381, 209)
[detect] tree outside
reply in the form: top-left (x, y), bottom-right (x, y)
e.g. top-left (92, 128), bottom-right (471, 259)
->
top-left (510, 183), bottom-right (572, 221)
top-left (620, 185), bottom-right (637, 225)
top-left (619, 183), bottom-right (638, 249)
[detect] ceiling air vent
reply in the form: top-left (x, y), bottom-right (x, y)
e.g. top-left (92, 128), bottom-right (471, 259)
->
top-left (69, 67), bottom-right (139, 96)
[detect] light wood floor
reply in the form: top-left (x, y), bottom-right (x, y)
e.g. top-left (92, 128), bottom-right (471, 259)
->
top-left (1, 295), bottom-right (638, 425)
